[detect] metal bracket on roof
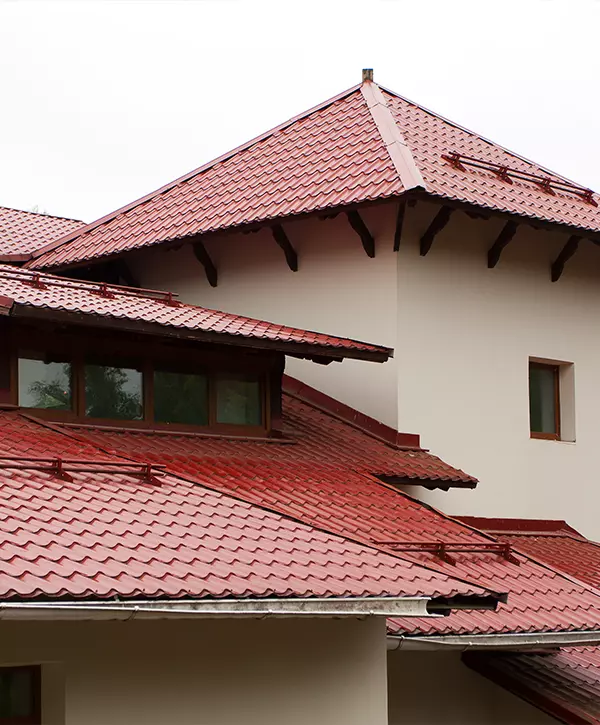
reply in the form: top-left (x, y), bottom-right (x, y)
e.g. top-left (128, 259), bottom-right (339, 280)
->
top-left (551, 235), bottom-right (581, 282)
top-left (375, 541), bottom-right (521, 567)
top-left (419, 206), bottom-right (453, 256)
top-left (22, 273), bottom-right (48, 290)
top-left (487, 221), bottom-right (519, 268)
top-left (271, 225), bottom-right (298, 272)
top-left (192, 241), bottom-right (218, 288)
top-left (90, 282), bottom-right (116, 299)
top-left (346, 211), bottom-right (375, 258)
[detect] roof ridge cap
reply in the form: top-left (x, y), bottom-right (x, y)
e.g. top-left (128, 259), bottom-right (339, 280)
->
top-left (360, 81), bottom-right (426, 192)
top-left (29, 83), bottom-right (364, 266)
top-left (378, 84), bottom-right (591, 189)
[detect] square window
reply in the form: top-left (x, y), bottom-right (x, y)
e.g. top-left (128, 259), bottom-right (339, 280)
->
top-left (84, 364), bottom-right (143, 420)
top-left (18, 357), bottom-right (72, 410)
top-left (154, 370), bottom-right (208, 426)
top-left (529, 362), bottom-right (560, 438)
top-left (0, 666), bottom-right (40, 724)
top-left (216, 376), bottom-right (262, 426)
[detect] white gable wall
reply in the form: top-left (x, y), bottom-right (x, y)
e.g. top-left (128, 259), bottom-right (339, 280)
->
top-left (132, 199), bottom-right (600, 539)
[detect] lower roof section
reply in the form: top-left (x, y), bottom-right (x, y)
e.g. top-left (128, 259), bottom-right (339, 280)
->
top-left (465, 648), bottom-right (600, 725)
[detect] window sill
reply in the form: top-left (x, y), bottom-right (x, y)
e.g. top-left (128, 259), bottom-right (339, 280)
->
top-left (530, 434), bottom-right (576, 445)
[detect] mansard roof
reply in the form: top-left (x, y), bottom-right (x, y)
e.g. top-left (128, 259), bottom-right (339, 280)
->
top-left (29, 75), bottom-right (600, 271)
top-left (0, 205), bottom-right (83, 262)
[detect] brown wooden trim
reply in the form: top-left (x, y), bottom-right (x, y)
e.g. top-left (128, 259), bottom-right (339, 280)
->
top-left (551, 235), bottom-right (581, 282)
top-left (346, 210), bottom-right (375, 258)
top-left (487, 221), bottom-right (518, 268)
top-left (529, 362), bottom-right (560, 439)
top-left (192, 239), bottom-right (218, 287)
top-left (271, 225), bottom-right (298, 271)
top-left (419, 205), bottom-right (453, 256)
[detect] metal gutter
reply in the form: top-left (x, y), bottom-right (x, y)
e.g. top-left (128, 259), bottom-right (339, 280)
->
top-left (0, 597), bottom-right (442, 621)
top-left (387, 630), bottom-right (600, 651)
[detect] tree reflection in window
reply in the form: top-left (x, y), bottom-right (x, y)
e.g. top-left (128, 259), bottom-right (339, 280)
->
top-left (84, 365), bottom-right (143, 420)
top-left (154, 370), bottom-right (208, 426)
top-left (18, 358), bottom-right (71, 410)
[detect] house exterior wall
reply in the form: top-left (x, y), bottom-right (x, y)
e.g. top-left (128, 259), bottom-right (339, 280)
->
top-left (0, 617), bottom-right (388, 725)
top-left (132, 199), bottom-right (600, 540)
top-left (387, 650), bottom-right (556, 725)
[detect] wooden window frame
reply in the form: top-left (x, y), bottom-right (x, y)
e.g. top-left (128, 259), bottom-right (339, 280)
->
top-left (11, 350), bottom-right (269, 436)
top-left (529, 362), bottom-right (561, 441)
top-left (0, 665), bottom-right (41, 725)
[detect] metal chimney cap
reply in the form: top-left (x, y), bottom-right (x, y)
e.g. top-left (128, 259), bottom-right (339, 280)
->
top-left (362, 68), bottom-right (374, 83)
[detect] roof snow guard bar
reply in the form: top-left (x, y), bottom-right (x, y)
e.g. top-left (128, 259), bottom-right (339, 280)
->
top-left (0, 267), bottom-right (181, 306)
top-left (0, 456), bottom-right (165, 485)
top-left (442, 152), bottom-right (598, 206)
top-left (374, 541), bottom-right (520, 566)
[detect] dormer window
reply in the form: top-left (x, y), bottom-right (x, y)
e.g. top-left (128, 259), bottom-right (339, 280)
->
top-left (13, 343), bottom-right (268, 434)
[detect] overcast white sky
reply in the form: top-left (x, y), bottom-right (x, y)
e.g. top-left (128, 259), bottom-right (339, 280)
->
top-left (0, 0), bottom-right (598, 222)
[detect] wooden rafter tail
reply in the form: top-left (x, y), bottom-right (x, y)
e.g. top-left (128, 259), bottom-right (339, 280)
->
top-left (192, 240), bottom-right (218, 287)
top-left (346, 210), bottom-right (375, 258)
top-left (271, 225), bottom-right (298, 272)
top-left (393, 200), bottom-right (406, 252)
top-left (419, 206), bottom-right (453, 256)
top-left (487, 221), bottom-right (519, 269)
top-left (551, 235), bottom-right (581, 282)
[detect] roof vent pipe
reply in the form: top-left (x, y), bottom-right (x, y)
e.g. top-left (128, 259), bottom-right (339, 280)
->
top-left (362, 68), bottom-right (373, 83)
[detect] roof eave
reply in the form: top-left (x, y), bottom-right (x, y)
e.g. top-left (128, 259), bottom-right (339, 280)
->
top-left (389, 629), bottom-right (600, 651)
top-left (8, 303), bottom-right (393, 363)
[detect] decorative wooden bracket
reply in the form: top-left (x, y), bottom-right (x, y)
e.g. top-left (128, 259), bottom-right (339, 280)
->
top-left (551, 235), bottom-right (581, 282)
top-left (393, 200), bottom-right (406, 252)
top-left (419, 206), bottom-right (453, 256)
top-left (271, 225), bottom-right (298, 271)
top-left (487, 221), bottom-right (518, 268)
top-left (346, 210), bottom-right (375, 258)
top-left (193, 241), bottom-right (218, 287)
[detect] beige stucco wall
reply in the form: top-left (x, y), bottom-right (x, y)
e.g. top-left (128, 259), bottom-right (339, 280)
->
top-left (0, 617), bottom-right (388, 725)
top-left (134, 207), bottom-right (400, 429)
top-left (132, 199), bottom-right (600, 539)
top-left (387, 650), bottom-right (556, 725)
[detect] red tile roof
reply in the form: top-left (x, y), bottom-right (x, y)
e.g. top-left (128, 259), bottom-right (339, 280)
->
top-left (29, 78), bottom-right (600, 271)
top-left (0, 411), bottom-right (483, 602)
top-left (60, 392), bottom-right (600, 638)
top-left (0, 266), bottom-right (391, 362)
top-left (0, 206), bottom-right (83, 261)
top-left (458, 517), bottom-right (600, 604)
top-left (465, 648), bottom-right (600, 725)
top-left (459, 516), bottom-right (600, 724)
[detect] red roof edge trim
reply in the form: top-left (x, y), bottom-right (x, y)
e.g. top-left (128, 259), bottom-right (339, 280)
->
top-left (29, 83), bottom-right (364, 262)
top-left (463, 653), bottom-right (600, 725)
top-left (457, 516), bottom-right (585, 538)
top-left (0, 254), bottom-right (32, 264)
top-left (282, 375), bottom-right (420, 449)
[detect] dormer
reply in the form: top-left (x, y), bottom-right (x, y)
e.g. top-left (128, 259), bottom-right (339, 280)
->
top-left (0, 267), bottom-right (391, 437)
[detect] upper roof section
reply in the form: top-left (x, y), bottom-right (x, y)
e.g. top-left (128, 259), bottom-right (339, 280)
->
top-left (0, 266), bottom-right (391, 363)
top-left (0, 205), bottom-right (84, 262)
top-left (29, 73), bottom-right (600, 271)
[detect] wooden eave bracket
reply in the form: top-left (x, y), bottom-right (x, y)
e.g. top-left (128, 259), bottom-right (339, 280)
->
top-left (487, 221), bottom-right (519, 268)
top-left (271, 224), bottom-right (298, 271)
top-left (419, 206), bottom-right (453, 256)
top-left (346, 210), bottom-right (375, 258)
top-left (551, 235), bottom-right (581, 282)
top-left (193, 240), bottom-right (218, 287)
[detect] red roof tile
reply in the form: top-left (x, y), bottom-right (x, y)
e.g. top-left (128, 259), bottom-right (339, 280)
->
top-left (0, 411), bottom-right (481, 602)
top-left (0, 206), bottom-right (83, 261)
top-left (465, 648), bottom-right (600, 725)
top-left (0, 266), bottom-right (391, 362)
top-left (62, 395), bottom-right (600, 637)
top-left (458, 517), bottom-right (600, 604)
top-left (29, 79), bottom-right (600, 270)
